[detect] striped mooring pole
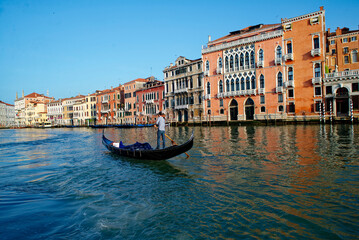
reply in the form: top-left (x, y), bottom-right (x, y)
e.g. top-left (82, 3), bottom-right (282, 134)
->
top-left (350, 99), bottom-right (354, 123)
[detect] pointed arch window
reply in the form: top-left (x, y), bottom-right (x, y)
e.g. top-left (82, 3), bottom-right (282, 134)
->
top-left (240, 53), bottom-right (244, 69)
top-left (245, 52), bottom-right (249, 68)
top-left (235, 54), bottom-right (239, 70)
top-left (276, 46), bottom-right (282, 59)
top-left (251, 76), bottom-right (256, 89)
top-left (226, 80), bottom-right (230, 92)
top-left (277, 72), bottom-right (283, 87)
top-left (218, 57), bottom-right (223, 68)
top-left (260, 75), bottom-right (265, 88)
top-left (246, 77), bottom-right (250, 90)
top-left (259, 49), bottom-right (264, 61)
top-left (250, 51), bottom-right (255, 67)
top-left (206, 60), bottom-right (210, 71)
top-left (207, 82), bottom-right (211, 95)
top-left (225, 56), bottom-right (229, 72)
top-left (230, 55), bottom-right (234, 71)
top-left (219, 80), bottom-right (223, 93)
top-left (241, 78), bottom-right (245, 90)
top-left (231, 79), bottom-right (235, 91)
top-left (236, 78), bottom-right (240, 91)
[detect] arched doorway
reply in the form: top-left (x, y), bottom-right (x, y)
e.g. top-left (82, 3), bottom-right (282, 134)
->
top-left (229, 99), bottom-right (238, 120)
top-left (178, 111), bottom-right (182, 122)
top-left (184, 110), bottom-right (188, 122)
top-left (336, 87), bottom-right (349, 116)
top-left (245, 98), bottom-right (255, 120)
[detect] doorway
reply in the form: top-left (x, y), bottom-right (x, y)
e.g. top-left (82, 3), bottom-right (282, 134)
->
top-left (245, 98), bottom-right (255, 120)
top-left (229, 99), bottom-right (238, 120)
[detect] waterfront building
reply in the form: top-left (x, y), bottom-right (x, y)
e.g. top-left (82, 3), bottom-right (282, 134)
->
top-left (47, 99), bottom-right (63, 126)
top-left (324, 27), bottom-right (359, 118)
top-left (163, 57), bottom-right (203, 123)
top-left (73, 97), bottom-right (86, 126)
top-left (24, 101), bottom-right (48, 126)
top-left (0, 100), bottom-right (15, 127)
top-left (84, 93), bottom-right (97, 126)
top-left (123, 78), bottom-right (149, 124)
top-left (135, 78), bottom-right (165, 124)
top-left (201, 7), bottom-right (326, 122)
top-left (62, 95), bottom-right (85, 126)
top-left (15, 91), bottom-right (53, 126)
top-left (96, 85), bottom-right (124, 125)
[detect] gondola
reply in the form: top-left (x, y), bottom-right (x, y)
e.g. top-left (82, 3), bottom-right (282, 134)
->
top-left (102, 131), bottom-right (194, 160)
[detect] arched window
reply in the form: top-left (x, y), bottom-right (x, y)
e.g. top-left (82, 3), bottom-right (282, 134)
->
top-left (231, 79), bottom-right (235, 91)
top-left (241, 78), bottom-right (245, 90)
top-left (240, 53), bottom-right (244, 68)
top-left (236, 78), bottom-right (240, 91)
top-left (245, 52), bottom-right (249, 68)
top-left (235, 54), bottom-right (239, 70)
top-left (250, 51), bottom-right (255, 67)
top-left (226, 80), bottom-right (230, 92)
top-left (276, 46), bottom-right (282, 59)
top-left (258, 49), bottom-right (264, 61)
top-left (352, 50), bottom-right (358, 63)
top-left (277, 72), bottom-right (283, 87)
top-left (314, 63), bottom-right (321, 77)
top-left (218, 57), bottom-right (223, 68)
top-left (246, 77), bottom-right (250, 90)
top-left (230, 55), bottom-right (234, 71)
top-left (288, 67), bottom-right (293, 80)
top-left (206, 60), bottom-right (210, 71)
top-left (260, 75), bottom-right (265, 88)
top-left (219, 80), bottom-right (223, 93)
top-left (251, 76), bottom-right (256, 89)
top-left (225, 56), bottom-right (229, 72)
top-left (207, 82), bottom-right (211, 94)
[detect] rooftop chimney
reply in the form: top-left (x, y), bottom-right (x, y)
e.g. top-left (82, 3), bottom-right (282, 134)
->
top-left (208, 35), bottom-right (211, 42)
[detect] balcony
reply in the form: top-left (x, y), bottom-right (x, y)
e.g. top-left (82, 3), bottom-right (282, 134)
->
top-left (174, 88), bottom-right (188, 94)
top-left (324, 70), bottom-right (359, 82)
top-left (276, 86), bottom-right (283, 93)
top-left (284, 53), bottom-right (294, 61)
top-left (284, 80), bottom-right (294, 88)
top-left (312, 77), bottom-right (322, 85)
top-left (174, 104), bottom-right (189, 110)
top-left (101, 108), bottom-right (110, 114)
top-left (311, 48), bottom-right (321, 57)
top-left (275, 58), bottom-right (282, 65)
top-left (145, 99), bottom-right (154, 104)
top-left (216, 68), bottom-right (223, 74)
top-left (203, 94), bottom-right (211, 100)
top-left (204, 70), bottom-right (209, 76)
top-left (257, 60), bottom-right (264, 68)
top-left (258, 88), bottom-right (265, 94)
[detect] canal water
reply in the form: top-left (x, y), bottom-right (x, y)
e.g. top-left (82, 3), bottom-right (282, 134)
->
top-left (0, 125), bottom-right (358, 239)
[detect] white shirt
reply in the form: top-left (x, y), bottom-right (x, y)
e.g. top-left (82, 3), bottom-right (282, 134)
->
top-left (156, 116), bottom-right (166, 131)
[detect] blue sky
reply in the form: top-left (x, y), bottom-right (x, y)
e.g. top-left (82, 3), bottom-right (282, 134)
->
top-left (0, 0), bottom-right (358, 104)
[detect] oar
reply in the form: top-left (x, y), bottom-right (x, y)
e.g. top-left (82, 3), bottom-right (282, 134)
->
top-left (154, 125), bottom-right (190, 158)
top-left (164, 133), bottom-right (190, 159)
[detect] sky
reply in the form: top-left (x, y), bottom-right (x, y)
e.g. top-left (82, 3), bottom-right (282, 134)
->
top-left (0, 0), bottom-right (358, 104)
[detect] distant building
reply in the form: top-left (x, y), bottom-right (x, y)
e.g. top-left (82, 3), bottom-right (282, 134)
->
top-left (0, 100), bottom-right (15, 127)
top-left (135, 79), bottom-right (165, 124)
top-left (96, 85), bottom-right (124, 125)
top-left (123, 78), bottom-right (150, 124)
top-left (163, 56), bottom-right (203, 123)
top-left (84, 93), bottom-right (97, 126)
top-left (62, 95), bottom-right (85, 126)
top-left (324, 27), bottom-right (359, 118)
top-left (47, 99), bottom-right (63, 126)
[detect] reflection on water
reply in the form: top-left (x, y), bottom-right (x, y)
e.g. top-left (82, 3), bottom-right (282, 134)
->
top-left (0, 125), bottom-right (358, 239)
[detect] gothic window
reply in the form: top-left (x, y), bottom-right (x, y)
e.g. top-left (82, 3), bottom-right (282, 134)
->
top-left (241, 78), bottom-right (245, 90)
top-left (251, 76), bottom-right (256, 89)
top-left (226, 80), bottom-right (230, 92)
top-left (250, 51), bottom-right (255, 67)
top-left (246, 77), bottom-right (250, 90)
top-left (230, 55), bottom-right (234, 70)
top-left (225, 56), bottom-right (229, 72)
top-left (219, 80), bottom-right (223, 93)
top-left (260, 74), bottom-right (265, 88)
top-left (245, 52), bottom-right (249, 68)
top-left (276, 46), bottom-right (282, 59)
top-left (277, 72), bottom-right (283, 87)
top-left (258, 49), bottom-right (264, 61)
top-left (235, 54), bottom-right (239, 70)
top-left (207, 82), bottom-right (211, 94)
top-left (218, 57), bottom-right (223, 68)
top-left (240, 53), bottom-right (244, 68)
top-left (231, 79), bottom-right (235, 91)
top-left (236, 78), bottom-right (240, 91)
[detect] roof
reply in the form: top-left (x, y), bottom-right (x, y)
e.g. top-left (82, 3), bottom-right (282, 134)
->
top-left (123, 78), bottom-right (148, 85)
top-left (0, 100), bottom-right (14, 106)
top-left (24, 92), bottom-right (52, 99)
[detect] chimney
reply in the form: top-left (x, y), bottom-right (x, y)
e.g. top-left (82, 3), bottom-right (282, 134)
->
top-left (336, 27), bottom-right (342, 35)
top-left (208, 35), bottom-right (211, 42)
top-left (327, 28), bottom-right (330, 34)
top-left (320, 6), bottom-right (324, 11)
top-left (16, 92), bottom-right (18, 100)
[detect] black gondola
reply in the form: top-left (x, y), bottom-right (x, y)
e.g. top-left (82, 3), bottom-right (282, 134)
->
top-left (102, 131), bottom-right (194, 160)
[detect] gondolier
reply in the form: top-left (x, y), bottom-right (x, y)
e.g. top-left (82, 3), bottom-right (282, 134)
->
top-left (155, 112), bottom-right (166, 149)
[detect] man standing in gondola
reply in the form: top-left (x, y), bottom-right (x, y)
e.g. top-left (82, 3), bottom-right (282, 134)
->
top-left (154, 112), bottom-right (166, 149)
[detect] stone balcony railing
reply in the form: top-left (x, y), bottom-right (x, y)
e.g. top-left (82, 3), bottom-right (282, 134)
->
top-left (174, 104), bottom-right (189, 110)
top-left (276, 86), bottom-right (283, 93)
top-left (311, 48), bottom-right (321, 57)
top-left (324, 70), bottom-right (359, 82)
top-left (284, 80), bottom-right (294, 88)
top-left (284, 53), bottom-right (294, 61)
top-left (174, 88), bottom-right (188, 94)
top-left (312, 77), bottom-right (322, 85)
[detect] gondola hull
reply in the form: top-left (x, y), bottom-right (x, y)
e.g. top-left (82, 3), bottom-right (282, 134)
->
top-left (102, 132), bottom-right (194, 160)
